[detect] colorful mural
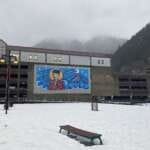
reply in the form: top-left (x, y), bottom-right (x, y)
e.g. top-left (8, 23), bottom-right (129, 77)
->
top-left (34, 65), bottom-right (91, 93)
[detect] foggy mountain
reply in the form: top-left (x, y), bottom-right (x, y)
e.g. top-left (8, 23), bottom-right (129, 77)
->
top-left (35, 36), bottom-right (126, 54)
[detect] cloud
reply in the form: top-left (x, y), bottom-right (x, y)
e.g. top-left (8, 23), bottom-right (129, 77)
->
top-left (0, 0), bottom-right (150, 46)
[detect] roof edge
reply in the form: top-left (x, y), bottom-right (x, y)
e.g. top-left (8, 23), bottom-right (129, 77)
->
top-left (7, 45), bottom-right (113, 58)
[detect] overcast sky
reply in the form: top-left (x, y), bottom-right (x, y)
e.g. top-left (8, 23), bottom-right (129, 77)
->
top-left (0, 0), bottom-right (150, 46)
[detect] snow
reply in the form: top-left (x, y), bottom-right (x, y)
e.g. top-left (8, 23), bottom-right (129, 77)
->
top-left (0, 103), bottom-right (150, 150)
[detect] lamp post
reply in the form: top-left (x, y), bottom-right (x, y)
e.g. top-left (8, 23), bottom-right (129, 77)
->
top-left (4, 49), bottom-right (11, 114)
top-left (2, 50), bottom-right (18, 114)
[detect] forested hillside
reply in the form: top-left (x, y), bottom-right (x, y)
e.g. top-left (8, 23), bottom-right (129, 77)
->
top-left (112, 23), bottom-right (150, 73)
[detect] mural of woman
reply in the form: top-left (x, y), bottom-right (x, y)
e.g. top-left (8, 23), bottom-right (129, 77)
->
top-left (48, 69), bottom-right (64, 90)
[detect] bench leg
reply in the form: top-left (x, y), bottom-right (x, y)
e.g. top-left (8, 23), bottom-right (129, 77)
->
top-left (91, 138), bottom-right (94, 144)
top-left (91, 138), bottom-right (103, 145)
top-left (99, 137), bottom-right (103, 145)
top-left (67, 131), bottom-right (70, 136)
top-left (59, 128), bottom-right (62, 133)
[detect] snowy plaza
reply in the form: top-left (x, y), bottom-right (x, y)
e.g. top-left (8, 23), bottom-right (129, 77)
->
top-left (0, 103), bottom-right (150, 150)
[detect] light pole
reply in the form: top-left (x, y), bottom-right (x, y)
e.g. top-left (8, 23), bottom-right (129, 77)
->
top-left (3, 50), bottom-right (18, 114)
top-left (4, 49), bottom-right (11, 114)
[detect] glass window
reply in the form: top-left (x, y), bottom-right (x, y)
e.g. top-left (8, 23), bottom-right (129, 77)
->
top-left (98, 59), bottom-right (101, 64)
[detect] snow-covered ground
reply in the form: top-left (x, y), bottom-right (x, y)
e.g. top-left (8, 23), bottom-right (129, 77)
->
top-left (0, 103), bottom-right (150, 150)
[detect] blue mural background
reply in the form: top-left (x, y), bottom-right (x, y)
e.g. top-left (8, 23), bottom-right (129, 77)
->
top-left (34, 65), bottom-right (91, 92)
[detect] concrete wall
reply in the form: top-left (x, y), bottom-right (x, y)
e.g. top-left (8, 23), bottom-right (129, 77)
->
top-left (33, 65), bottom-right (91, 94)
top-left (21, 52), bottom-right (46, 63)
top-left (70, 55), bottom-right (90, 66)
top-left (28, 63), bottom-right (91, 101)
top-left (91, 67), bottom-right (119, 96)
top-left (27, 63), bottom-right (119, 101)
top-left (91, 57), bottom-right (111, 67)
top-left (19, 51), bottom-right (111, 67)
top-left (47, 54), bottom-right (69, 64)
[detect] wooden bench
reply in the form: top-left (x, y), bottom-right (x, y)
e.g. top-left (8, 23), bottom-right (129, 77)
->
top-left (59, 125), bottom-right (103, 145)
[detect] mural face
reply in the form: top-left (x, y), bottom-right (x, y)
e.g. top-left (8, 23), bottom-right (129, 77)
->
top-left (34, 65), bottom-right (91, 94)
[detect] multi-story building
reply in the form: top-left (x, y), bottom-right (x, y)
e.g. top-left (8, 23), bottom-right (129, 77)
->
top-left (1, 39), bottom-right (149, 104)
top-left (0, 39), bottom-right (119, 103)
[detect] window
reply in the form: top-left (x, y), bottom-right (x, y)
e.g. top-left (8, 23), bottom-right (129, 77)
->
top-left (11, 53), bottom-right (19, 64)
top-left (10, 51), bottom-right (19, 64)
top-left (101, 60), bottom-right (104, 64)
top-left (97, 59), bottom-right (104, 65)
top-left (98, 60), bottom-right (101, 64)
top-left (54, 56), bottom-right (63, 62)
top-left (29, 55), bottom-right (38, 60)
top-left (29, 55), bottom-right (32, 59)
top-left (0, 58), bottom-right (5, 63)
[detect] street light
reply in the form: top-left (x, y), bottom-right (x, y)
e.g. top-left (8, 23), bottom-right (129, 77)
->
top-left (1, 50), bottom-right (18, 114)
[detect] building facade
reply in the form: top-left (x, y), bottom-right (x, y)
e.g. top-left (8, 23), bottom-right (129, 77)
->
top-left (0, 39), bottom-right (119, 103)
top-left (1, 39), bottom-right (149, 104)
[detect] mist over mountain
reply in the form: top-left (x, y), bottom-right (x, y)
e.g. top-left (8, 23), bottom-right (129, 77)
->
top-left (112, 23), bottom-right (150, 73)
top-left (35, 36), bottom-right (126, 54)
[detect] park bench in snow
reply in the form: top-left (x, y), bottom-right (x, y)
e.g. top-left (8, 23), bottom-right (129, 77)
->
top-left (59, 125), bottom-right (103, 146)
